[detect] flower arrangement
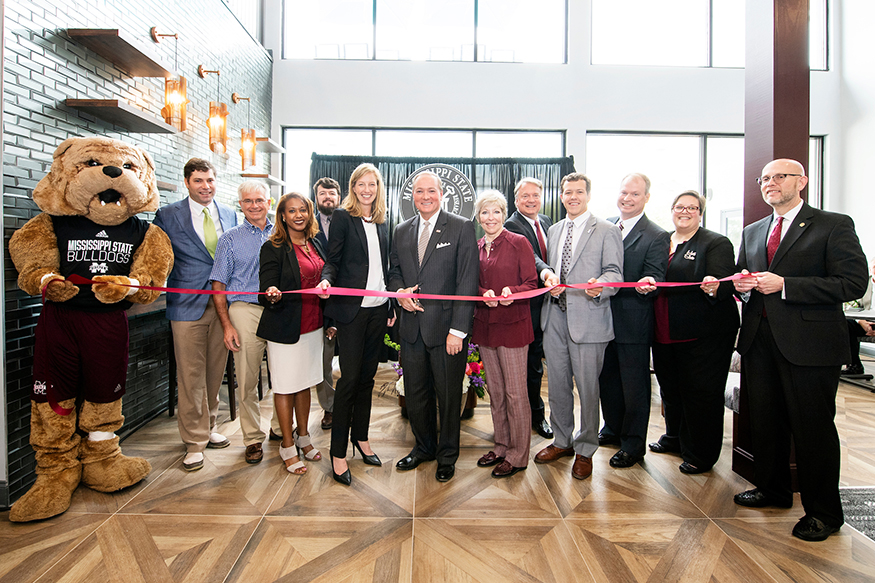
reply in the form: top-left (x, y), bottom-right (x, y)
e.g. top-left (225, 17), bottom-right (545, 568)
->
top-left (382, 334), bottom-right (486, 398)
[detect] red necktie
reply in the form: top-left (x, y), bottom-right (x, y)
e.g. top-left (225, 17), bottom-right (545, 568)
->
top-left (767, 216), bottom-right (783, 264)
top-left (535, 221), bottom-right (547, 259)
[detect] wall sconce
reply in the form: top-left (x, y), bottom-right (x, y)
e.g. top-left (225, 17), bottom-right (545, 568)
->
top-left (152, 28), bottom-right (188, 131)
top-left (199, 65), bottom-right (227, 154)
top-left (232, 93), bottom-right (256, 170)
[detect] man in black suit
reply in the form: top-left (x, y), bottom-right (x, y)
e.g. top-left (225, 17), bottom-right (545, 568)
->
top-left (313, 177), bottom-right (340, 428)
top-left (597, 173), bottom-right (669, 468)
top-left (733, 158), bottom-right (868, 542)
top-left (388, 170), bottom-right (479, 482)
top-left (504, 177), bottom-right (554, 439)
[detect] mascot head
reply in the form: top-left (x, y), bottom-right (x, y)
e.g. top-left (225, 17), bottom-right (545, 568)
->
top-left (32, 136), bottom-right (159, 226)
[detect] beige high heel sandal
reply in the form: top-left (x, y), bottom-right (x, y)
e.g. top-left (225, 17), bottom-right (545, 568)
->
top-left (279, 444), bottom-right (306, 474)
top-left (294, 429), bottom-right (321, 461)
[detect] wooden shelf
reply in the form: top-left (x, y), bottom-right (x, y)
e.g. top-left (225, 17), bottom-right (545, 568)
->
top-left (65, 99), bottom-right (178, 134)
top-left (66, 28), bottom-right (175, 78)
top-left (239, 173), bottom-right (286, 186)
top-left (255, 137), bottom-right (285, 154)
top-left (156, 181), bottom-right (177, 192)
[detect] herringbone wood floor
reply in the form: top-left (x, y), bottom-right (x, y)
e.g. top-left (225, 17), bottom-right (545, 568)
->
top-left (4, 360), bottom-right (875, 582)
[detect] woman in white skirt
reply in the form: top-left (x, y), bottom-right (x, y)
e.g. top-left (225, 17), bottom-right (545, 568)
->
top-left (258, 192), bottom-right (335, 474)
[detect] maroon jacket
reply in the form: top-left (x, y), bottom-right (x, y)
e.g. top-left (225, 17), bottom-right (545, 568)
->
top-left (472, 229), bottom-right (539, 348)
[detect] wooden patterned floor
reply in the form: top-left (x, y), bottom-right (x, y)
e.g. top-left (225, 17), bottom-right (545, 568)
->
top-left (4, 360), bottom-right (875, 582)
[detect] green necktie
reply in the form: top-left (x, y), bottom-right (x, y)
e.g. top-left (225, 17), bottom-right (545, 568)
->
top-left (203, 207), bottom-right (218, 258)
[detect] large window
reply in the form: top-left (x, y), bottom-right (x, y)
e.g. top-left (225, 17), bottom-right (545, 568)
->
top-left (283, 0), bottom-right (566, 63)
top-left (584, 133), bottom-right (823, 252)
top-left (282, 127), bottom-right (565, 192)
top-left (591, 0), bottom-right (828, 70)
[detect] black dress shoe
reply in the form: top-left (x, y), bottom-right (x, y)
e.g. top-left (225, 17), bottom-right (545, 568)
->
top-left (733, 488), bottom-right (793, 508)
top-left (396, 453), bottom-right (434, 471)
top-left (609, 450), bottom-right (643, 468)
top-left (841, 364), bottom-right (865, 376)
top-left (792, 515), bottom-right (840, 541)
top-left (351, 440), bottom-right (382, 466)
top-left (533, 418), bottom-right (553, 439)
top-left (599, 433), bottom-right (621, 446)
top-left (436, 464), bottom-right (455, 482)
top-left (678, 461), bottom-right (709, 474)
top-left (648, 440), bottom-right (680, 454)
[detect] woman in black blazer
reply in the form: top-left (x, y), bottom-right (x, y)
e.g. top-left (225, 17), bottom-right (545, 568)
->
top-left (649, 191), bottom-right (740, 474)
top-left (317, 163), bottom-right (394, 486)
top-left (258, 192), bottom-right (334, 475)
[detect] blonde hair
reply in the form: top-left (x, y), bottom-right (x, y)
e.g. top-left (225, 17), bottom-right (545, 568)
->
top-left (342, 163), bottom-right (387, 224)
top-left (270, 192), bottom-right (319, 247)
top-left (474, 190), bottom-right (508, 223)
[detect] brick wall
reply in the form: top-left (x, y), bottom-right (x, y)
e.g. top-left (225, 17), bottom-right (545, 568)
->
top-left (2, 0), bottom-right (273, 503)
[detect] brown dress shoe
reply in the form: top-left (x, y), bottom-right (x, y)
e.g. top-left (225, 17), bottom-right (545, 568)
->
top-left (245, 443), bottom-right (263, 464)
top-left (572, 454), bottom-right (593, 480)
top-left (535, 444), bottom-right (575, 464)
top-left (321, 412), bottom-right (333, 430)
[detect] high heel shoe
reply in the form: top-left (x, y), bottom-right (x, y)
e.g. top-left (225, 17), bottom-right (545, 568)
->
top-left (280, 444), bottom-right (306, 475)
top-left (294, 429), bottom-right (321, 461)
top-left (351, 439), bottom-right (382, 466)
top-left (332, 457), bottom-right (352, 486)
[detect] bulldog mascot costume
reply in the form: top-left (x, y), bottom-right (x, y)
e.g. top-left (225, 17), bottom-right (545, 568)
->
top-left (8, 136), bottom-right (174, 522)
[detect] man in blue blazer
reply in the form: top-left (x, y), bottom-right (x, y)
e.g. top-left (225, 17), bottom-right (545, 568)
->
top-left (153, 158), bottom-right (239, 472)
top-left (598, 173), bottom-right (669, 468)
top-left (733, 158), bottom-right (868, 541)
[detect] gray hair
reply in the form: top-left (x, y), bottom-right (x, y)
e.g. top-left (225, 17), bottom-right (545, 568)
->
top-left (514, 177), bottom-right (543, 196)
top-left (474, 190), bottom-right (508, 223)
top-left (412, 170), bottom-right (443, 193)
top-left (238, 180), bottom-right (269, 200)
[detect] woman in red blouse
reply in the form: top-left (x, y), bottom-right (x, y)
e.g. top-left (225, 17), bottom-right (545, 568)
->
top-left (258, 193), bottom-right (334, 475)
top-left (472, 190), bottom-right (539, 477)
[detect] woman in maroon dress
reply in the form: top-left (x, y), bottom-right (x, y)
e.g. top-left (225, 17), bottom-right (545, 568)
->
top-left (472, 190), bottom-right (539, 477)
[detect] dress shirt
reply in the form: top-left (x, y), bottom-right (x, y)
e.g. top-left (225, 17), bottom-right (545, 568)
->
top-left (319, 212), bottom-right (331, 237)
top-left (209, 218), bottom-right (273, 304)
top-left (768, 198), bottom-right (804, 244)
top-left (361, 218), bottom-right (388, 308)
top-left (418, 210), bottom-right (466, 339)
top-left (618, 212), bottom-right (644, 240)
top-left (556, 211), bottom-right (592, 276)
top-left (188, 196), bottom-right (224, 245)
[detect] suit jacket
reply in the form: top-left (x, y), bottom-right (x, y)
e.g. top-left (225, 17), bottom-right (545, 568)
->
top-left (321, 209), bottom-right (391, 325)
top-left (256, 237), bottom-right (326, 344)
top-left (315, 212), bottom-right (330, 248)
top-left (541, 214), bottom-right (624, 344)
top-left (388, 209), bottom-right (479, 347)
top-left (153, 197), bottom-right (238, 321)
top-left (505, 211), bottom-right (552, 277)
top-left (736, 202), bottom-right (868, 366)
top-left (609, 214), bottom-right (669, 345)
top-left (661, 228), bottom-right (739, 341)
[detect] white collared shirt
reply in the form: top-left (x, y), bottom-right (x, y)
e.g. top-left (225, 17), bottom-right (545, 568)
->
top-left (188, 196), bottom-right (224, 245)
top-left (768, 198), bottom-right (804, 244)
top-left (556, 211), bottom-right (591, 273)
top-left (618, 212), bottom-right (643, 240)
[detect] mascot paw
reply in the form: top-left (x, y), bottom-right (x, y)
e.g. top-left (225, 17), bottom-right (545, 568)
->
top-left (91, 275), bottom-right (132, 304)
top-left (44, 278), bottom-right (79, 303)
top-left (82, 452), bottom-right (151, 492)
top-left (8, 465), bottom-right (82, 522)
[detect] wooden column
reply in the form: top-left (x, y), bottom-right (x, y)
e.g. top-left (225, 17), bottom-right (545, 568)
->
top-left (733, 0), bottom-right (810, 484)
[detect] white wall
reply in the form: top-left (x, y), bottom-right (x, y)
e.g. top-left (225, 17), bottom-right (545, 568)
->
top-left (264, 0), bottom-right (867, 259)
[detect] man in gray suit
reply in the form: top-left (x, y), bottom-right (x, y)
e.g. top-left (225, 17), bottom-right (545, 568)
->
top-left (153, 158), bottom-right (239, 472)
top-left (388, 170), bottom-right (479, 483)
top-left (534, 172), bottom-right (624, 480)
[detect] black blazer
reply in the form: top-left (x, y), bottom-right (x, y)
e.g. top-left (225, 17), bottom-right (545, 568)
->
top-left (320, 209), bottom-right (391, 325)
top-left (388, 210), bottom-right (479, 347)
top-left (736, 202), bottom-right (868, 366)
top-left (609, 214), bottom-right (670, 344)
top-left (662, 228), bottom-right (739, 341)
top-left (315, 212), bottom-right (329, 248)
top-left (505, 211), bottom-right (552, 277)
top-left (256, 237), bottom-right (326, 344)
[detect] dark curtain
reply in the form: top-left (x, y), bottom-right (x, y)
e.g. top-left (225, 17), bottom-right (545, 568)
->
top-left (309, 154), bottom-right (576, 236)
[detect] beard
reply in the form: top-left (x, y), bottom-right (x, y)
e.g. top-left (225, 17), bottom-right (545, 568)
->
top-left (317, 204), bottom-right (335, 216)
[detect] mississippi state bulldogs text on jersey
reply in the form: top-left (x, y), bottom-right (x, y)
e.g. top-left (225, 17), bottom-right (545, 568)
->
top-left (51, 215), bottom-right (149, 311)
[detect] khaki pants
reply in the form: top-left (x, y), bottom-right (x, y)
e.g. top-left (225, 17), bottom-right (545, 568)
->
top-left (229, 302), bottom-right (268, 446)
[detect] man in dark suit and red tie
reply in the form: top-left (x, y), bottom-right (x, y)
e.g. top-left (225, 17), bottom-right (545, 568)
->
top-left (597, 173), bottom-right (669, 468)
top-left (388, 170), bottom-right (479, 482)
top-left (504, 177), bottom-right (554, 439)
top-left (733, 158), bottom-right (869, 541)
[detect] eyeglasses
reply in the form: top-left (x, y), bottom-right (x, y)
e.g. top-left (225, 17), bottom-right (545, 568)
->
top-left (672, 204), bottom-right (700, 214)
top-left (756, 173), bottom-right (801, 186)
top-left (240, 198), bottom-right (268, 206)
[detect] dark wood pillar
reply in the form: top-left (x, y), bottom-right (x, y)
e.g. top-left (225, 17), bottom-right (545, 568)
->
top-left (733, 0), bottom-right (809, 485)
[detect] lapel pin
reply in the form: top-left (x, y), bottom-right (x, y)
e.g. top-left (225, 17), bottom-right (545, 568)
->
top-left (799, 222), bottom-right (805, 227)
